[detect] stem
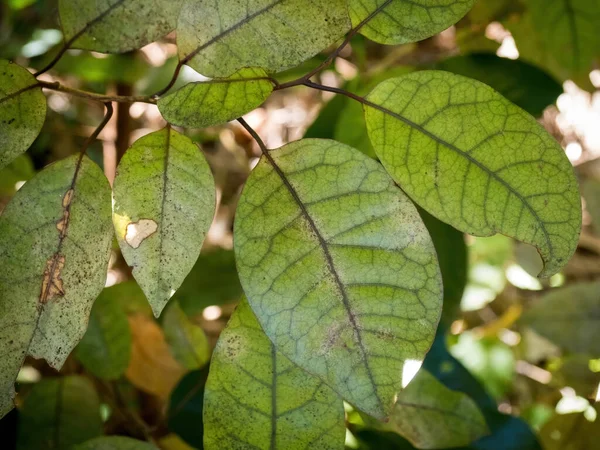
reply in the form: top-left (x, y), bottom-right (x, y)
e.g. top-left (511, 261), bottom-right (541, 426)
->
top-left (151, 60), bottom-right (184, 98)
top-left (79, 102), bottom-right (114, 159)
top-left (38, 80), bottom-right (156, 104)
top-left (237, 117), bottom-right (269, 155)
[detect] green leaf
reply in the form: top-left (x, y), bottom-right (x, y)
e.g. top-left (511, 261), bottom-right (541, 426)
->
top-left (162, 300), bottom-right (210, 370)
top-left (112, 127), bottom-right (215, 317)
top-left (158, 68), bottom-right (273, 128)
top-left (389, 370), bottom-right (489, 449)
top-left (74, 436), bottom-right (157, 450)
top-left (0, 154), bottom-right (35, 196)
top-left (540, 409), bottom-right (600, 450)
top-left (582, 179), bottom-right (600, 234)
top-left (234, 139), bottom-right (442, 419)
top-left (435, 53), bottom-right (563, 117)
top-left (0, 60), bottom-right (46, 170)
top-left (173, 248), bottom-right (243, 316)
top-left (511, 0), bottom-right (600, 87)
top-left (177, 0), bottom-right (350, 77)
top-left (348, 0), bottom-right (475, 45)
top-left (58, 0), bottom-right (184, 53)
top-left (17, 376), bottom-right (103, 450)
top-left (521, 281), bottom-right (600, 356)
top-left (76, 284), bottom-right (132, 380)
top-left (204, 298), bottom-right (345, 449)
top-left (364, 71), bottom-right (581, 278)
top-left (0, 155), bottom-right (113, 418)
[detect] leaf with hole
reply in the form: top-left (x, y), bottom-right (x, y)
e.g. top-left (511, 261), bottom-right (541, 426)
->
top-left (177, 0), bottom-right (350, 77)
top-left (0, 60), bottom-right (46, 170)
top-left (204, 298), bottom-right (345, 449)
top-left (389, 369), bottom-right (488, 449)
top-left (234, 139), bottom-right (442, 419)
top-left (348, 0), bottom-right (475, 45)
top-left (158, 68), bottom-right (273, 128)
top-left (76, 285), bottom-right (132, 380)
top-left (364, 71), bottom-right (581, 278)
top-left (113, 127), bottom-right (215, 317)
top-left (17, 376), bottom-right (103, 450)
top-left (0, 155), bottom-right (113, 418)
top-left (58, 0), bottom-right (184, 53)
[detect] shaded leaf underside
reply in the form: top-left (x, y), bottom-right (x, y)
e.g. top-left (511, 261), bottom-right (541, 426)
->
top-left (0, 155), bottom-right (112, 418)
top-left (364, 71), bottom-right (581, 277)
top-left (204, 299), bottom-right (345, 450)
top-left (235, 139), bottom-right (442, 419)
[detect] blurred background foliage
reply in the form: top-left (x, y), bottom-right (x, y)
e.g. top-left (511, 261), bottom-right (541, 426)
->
top-left (1, 0), bottom-right (600, 449)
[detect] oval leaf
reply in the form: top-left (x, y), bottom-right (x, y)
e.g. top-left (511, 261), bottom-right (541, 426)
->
top-left (113, 127), bottom-right (215, 317)
top-left (76, 286), bottom-right (132, 380)
top-left (163, 300), bottom-right (210, 370)
top-left (348, 0), bottom-right (475, 45)
top-left (234, 139), bottom-right (442, 419)
top-left (17, 376), bottom-right (103, 450)
top-left (389, 370), bottom-right (489, 449)
top-left (58, 0), bottom-right (184, 53)
top-left (0, 155), bottom-right (113, 418)
top-left (74, 436), bottom-right (157, 450)
top-left (204, 299), bottom-right (345, 449)
top-left (364, 71), bottom-right (581, 277)
top-left (177, 0), bottom-right (350, 77)
top-left (0, 60), bottom-right (46, 170)
top-left (158, 68), bottom-right (273, 128)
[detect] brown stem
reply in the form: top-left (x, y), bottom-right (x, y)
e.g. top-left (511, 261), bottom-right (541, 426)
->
top-left (38, 80), bottom-right (156, 104)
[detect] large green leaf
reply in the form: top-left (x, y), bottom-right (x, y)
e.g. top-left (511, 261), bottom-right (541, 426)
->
top-left (511, 0), bottom-right (600, 86)
top-left (0, 155), bottom-right (113, 418)
top-left (0, 60), bottom-right (46, 170)
top-left (364, 71), bottom-right (581, 278)
top-left (389, 370), bottom-right (488, 449)
top-left (435, 53), bottom-right (563, 117)
top-left (162, 300), bottom-right (210, 370)
top-left (17, 376), bottom-right (103, 450)
top-left (204, 299), bottom-right (345, 449)
top-left (521, 281), bottom-right (600, 356)
top-left (74, 436), bottom-right (157, 450)
top-left (348, 0), bottom-right (475, 45)
top-left (234, 139), bottom-right (442, 419)
top-left (112, 128), bottom-right (215, 317)
top-left (76, 284), bottom-right (132, 380)
top-left (58, 0), bottom-right (184, 53)
top-left (158, 68), bottom-right (273, 128)
top-left (177, 0), bottom-right (350, 77)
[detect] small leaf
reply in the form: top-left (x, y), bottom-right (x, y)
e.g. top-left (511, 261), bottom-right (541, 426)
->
top-left (158, 68), bottom-right (273, 128)
top-left (234, 139), bottom-right (442, 419)
top-left (364, 71), bottom-right (581, 278)
top-left (76, 285), bottom-right (132, 380)
top-left (17, 376), bottom-right (103, 450)
top-left (113, 127), bottom-right (215, 317)
top-left (0, 60), bottom-right (46, 170)
top-left (521, 281), bottom-right (600, 356)
top-left (162, 300), bottom-right (210, 370)
top-left (389, 370), bottom-right (488, 449)
top-left (74, 436), bottom-right (157, 450)
top-left (204, 299), bottom-right (345, 450)
top-left (177, 0), bottom-right (350, 77)
top-left (126, 314), bottom-right (186, 398)
top-left (58, 0), bottom-right (184, 53)
top-left (435, 53), bottom-right (563, 117)
top-left (0, 155), bottom-right (113, 418)
top-left (0, 154), bottom-right (35, 196)
top-left (348, 0), bottom-right (475, 45)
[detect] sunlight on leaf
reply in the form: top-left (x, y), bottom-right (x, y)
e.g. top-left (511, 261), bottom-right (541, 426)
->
top-left (204, 299), bottom-right (345, 449)
top-left (113, 127), bottom-right (215, 317)
top-left (364, 71), bottom-right (581, 278)
top-left (0, 156), bottom-right (112, 418)
top-left (234, 139), bottom-right (442, 419)
top-left (0, 60), bottom-right (46, 170)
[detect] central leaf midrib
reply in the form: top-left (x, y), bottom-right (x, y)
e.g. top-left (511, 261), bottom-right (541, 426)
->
top-left (182, 0), bottom-right (285, 65)
top-left (365, 96), bottom-right (554, 256)
top-left (262, 150), bottom-right (385, 413)
top-left (157, 128), bottom-right (171, 297)
top-left (270, 344), bottom-right (277, 450)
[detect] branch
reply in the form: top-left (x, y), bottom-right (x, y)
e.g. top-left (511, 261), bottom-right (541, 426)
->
top-left (237, 117), bottom-right (269, 156)
top-left (38, 80), bottom-right (156, 104)
top-left (78, 102), bottom-right (114, 159)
